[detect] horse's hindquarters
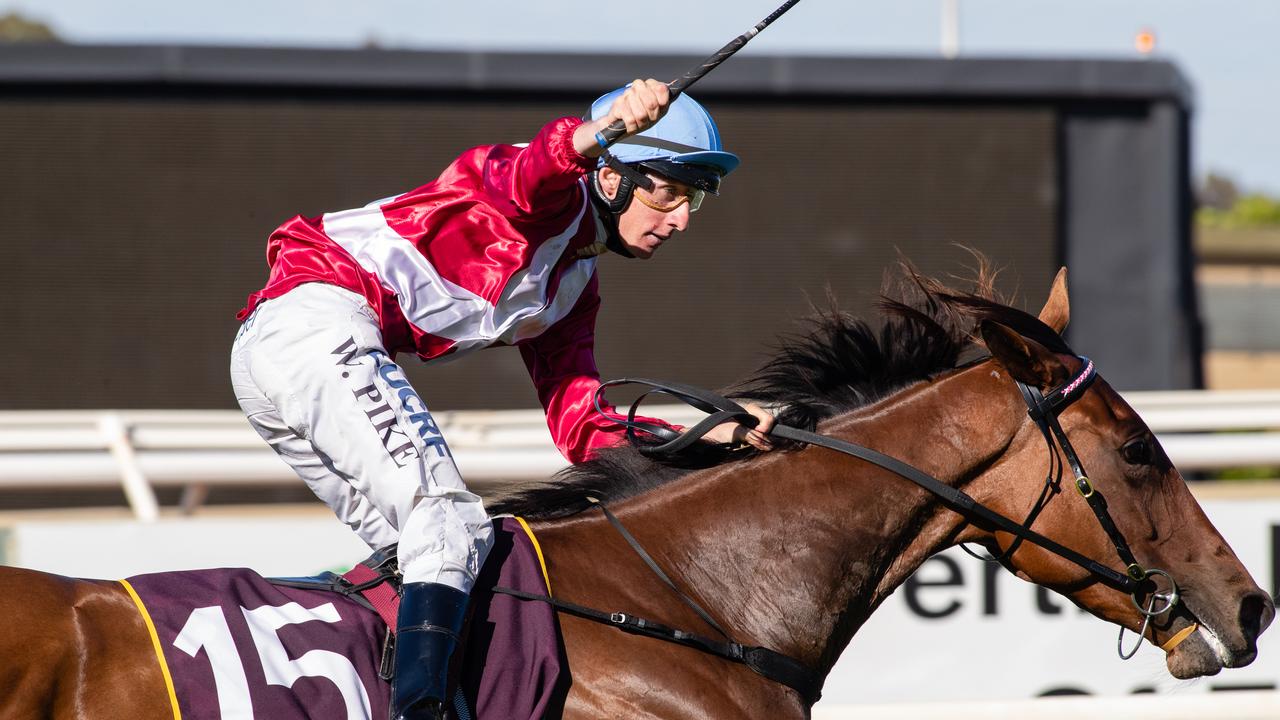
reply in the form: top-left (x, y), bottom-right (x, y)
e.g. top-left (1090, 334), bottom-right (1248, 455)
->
top-left (0, 568), bottom-right (171, 719)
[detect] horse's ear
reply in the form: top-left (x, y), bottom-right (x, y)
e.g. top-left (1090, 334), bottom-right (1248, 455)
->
top-left (1037, 267), bottom-right (1070, 334)
top-left (980, 320), bottom-right (1070, 388)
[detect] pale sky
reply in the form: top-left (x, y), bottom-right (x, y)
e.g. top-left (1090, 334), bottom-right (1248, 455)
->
top-left (8, 0), bottom-right (1280, 195)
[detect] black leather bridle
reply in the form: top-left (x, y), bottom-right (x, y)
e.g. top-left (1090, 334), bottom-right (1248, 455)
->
top-left (496, 356), bottom-right (1183, 704)
top-left (1011, 358), bottom-right (1182, 658)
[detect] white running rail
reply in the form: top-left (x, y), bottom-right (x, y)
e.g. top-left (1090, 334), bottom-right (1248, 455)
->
top-left (812, 689), bottom-right (1280, 719)
top-left (1, 390), bottom-right (1278, 521)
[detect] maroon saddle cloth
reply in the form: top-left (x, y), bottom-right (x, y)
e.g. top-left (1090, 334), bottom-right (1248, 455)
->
top-left (121, 517), bottom-right (567, 720)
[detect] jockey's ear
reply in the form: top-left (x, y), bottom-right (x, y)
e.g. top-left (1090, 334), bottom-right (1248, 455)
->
top-left (597, 166), bottom-right (622, 200)
top-left (1037, 267), bottom-right (1070, 334)
top-left (980, 320), bottom-right (1070, 389)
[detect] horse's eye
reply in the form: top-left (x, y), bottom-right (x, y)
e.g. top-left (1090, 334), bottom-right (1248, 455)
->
top-left (1121, 437), bottom-right (1154, 466)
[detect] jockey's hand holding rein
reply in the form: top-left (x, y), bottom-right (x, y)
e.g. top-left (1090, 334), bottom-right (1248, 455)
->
top-left (704, 402), bottom-right (776, 451)
top-left (573, 79), bottom-right (671, 157)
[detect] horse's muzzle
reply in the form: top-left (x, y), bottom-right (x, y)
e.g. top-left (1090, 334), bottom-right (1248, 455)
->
top-left (1166, 589), bottom-right (1274, 678)
top-left (1229, 590), bottom-right (1275, 666)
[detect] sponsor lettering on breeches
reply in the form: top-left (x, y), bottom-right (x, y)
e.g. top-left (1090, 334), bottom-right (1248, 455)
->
top-left (331, 338), bottom-right (450, 468)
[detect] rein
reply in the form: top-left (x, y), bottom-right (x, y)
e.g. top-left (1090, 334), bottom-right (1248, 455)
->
top-left (594, 362), bottom-right (1184, 649)
top-left (594, 368), bottom-right (1155, 596)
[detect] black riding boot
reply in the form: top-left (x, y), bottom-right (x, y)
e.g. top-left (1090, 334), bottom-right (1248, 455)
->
top-left (392, 582), bottom-right (469, 720)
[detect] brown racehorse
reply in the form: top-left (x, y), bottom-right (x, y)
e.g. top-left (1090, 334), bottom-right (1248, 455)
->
top-left (0, 267), bottom-right (1272, 719)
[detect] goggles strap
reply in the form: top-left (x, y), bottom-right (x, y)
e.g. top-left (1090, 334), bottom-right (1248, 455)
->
top-left (603, 152), bottom-right (655, 192)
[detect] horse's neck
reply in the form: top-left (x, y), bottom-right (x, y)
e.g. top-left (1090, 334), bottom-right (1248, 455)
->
top-left (619, 361), bottom-right (1026, 672)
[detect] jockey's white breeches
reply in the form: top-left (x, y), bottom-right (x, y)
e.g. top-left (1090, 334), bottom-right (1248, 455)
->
top-left (229, 283), bottom-right (494, 593)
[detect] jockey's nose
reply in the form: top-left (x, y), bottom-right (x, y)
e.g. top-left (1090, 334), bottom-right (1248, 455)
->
top-left (667, 203), bottom-right (691, 232)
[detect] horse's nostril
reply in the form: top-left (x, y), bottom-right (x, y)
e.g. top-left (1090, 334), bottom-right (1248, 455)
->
top-left (1239, 592), bottom-right (1275, 641)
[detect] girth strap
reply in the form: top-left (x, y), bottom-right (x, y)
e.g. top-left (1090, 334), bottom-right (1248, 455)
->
top-left (490, 583), bottom-right (823, 705)
top-left (494, 497), bottom-right (825, 704)
top-left (589, 498), bottom-right (734, 640)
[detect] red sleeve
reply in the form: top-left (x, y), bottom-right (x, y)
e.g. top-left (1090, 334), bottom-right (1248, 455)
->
top-left (482, 116), bottom-right (598, 220)
top-left (518, 277), bottom-right (674, 464)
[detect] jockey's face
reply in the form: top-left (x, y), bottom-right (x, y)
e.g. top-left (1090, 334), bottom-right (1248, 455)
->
top-left (597, 167), bottom-right (694, 260)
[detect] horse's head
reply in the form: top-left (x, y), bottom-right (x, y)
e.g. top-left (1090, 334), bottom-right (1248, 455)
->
top-left (975, 269), bottom-right (1273, 679)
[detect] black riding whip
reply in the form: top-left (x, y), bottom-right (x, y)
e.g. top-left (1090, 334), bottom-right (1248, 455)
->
top-left (595, 0), bottom-right (803, 147)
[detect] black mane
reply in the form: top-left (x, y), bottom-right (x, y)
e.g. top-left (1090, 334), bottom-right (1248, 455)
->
top-left (489, 266), bottom-right (1073, 520)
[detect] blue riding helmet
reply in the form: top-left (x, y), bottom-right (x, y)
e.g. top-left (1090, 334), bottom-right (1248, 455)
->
top-left (589, 86), bottom-right (740, 196)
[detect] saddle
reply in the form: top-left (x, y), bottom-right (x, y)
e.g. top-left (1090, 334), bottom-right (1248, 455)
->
top-left (269, 542), bottom-right (401, 600)
top-left (268, 544), bottom-right (403, 680)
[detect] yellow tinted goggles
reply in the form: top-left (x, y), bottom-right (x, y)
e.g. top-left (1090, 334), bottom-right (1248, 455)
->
top-left (632, 181), bottom-right (705, 213)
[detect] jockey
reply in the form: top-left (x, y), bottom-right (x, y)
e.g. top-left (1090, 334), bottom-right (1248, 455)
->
top-left (229, 79), bottom-right (774, 720)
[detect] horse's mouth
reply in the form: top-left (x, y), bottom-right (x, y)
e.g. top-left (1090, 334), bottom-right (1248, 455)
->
top-left (1163, 593), bottom-right (1273, 679)
top-left (1165, 623), bottom-right (1236, 678)
top-left (1150, 599), bottom-right (1203, 678)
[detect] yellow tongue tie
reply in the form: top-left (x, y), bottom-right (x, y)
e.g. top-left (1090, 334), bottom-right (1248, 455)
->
top-left (1160, 622), bottom-right (1199, 653)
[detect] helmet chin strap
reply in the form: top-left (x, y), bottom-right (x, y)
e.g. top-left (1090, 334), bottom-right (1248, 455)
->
top-left (604, 229), bottom-right (635, 259)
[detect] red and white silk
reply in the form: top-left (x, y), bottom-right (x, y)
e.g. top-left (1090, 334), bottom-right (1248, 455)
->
top-left (239, 116), bottom-right (640, 463)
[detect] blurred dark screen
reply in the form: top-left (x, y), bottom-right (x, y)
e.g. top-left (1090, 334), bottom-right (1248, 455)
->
top-left (0, 92), bottom-right (1055, 409)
